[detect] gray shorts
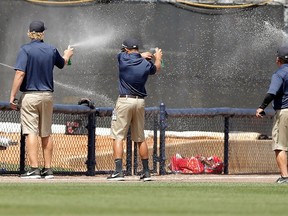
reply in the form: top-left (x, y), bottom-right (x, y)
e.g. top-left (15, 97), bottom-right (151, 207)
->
top-left (20, 92), bottom-right (53, 137)
top-left (110, 96), bottom-right (145, 142)
top-left (272, 109), bottom-right (288, 151)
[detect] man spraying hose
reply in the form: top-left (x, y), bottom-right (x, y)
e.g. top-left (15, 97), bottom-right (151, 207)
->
top-left (256, 45), bottom-right (288, 184)
top-left (9, 21), bottom-right (74, 179)
top-left (108, 38), bottom-right (162, 181)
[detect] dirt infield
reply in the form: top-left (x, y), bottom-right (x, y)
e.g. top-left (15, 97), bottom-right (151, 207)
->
top-left (1, 131), bottom-right (278, 174)
top-left (0, 174), bottom-right (279, 183)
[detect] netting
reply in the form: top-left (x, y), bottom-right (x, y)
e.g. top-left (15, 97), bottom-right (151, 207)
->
top-left (0, 102), bottom-right (277, 175)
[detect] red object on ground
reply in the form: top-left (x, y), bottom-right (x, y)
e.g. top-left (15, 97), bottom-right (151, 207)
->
top-left (168, 153), bottom-right (223, 174)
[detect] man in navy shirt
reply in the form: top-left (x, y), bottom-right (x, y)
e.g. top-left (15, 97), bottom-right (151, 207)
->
top-left (9, 21), bottom-right (73, 179)
top-left (108, 38), bottom-right (162, 181)
top-left (256, 45), bottom-right (288, 184)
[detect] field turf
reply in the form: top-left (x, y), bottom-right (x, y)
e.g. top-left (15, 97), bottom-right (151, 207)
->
top-left (0, 182), bottom-right (287, 216)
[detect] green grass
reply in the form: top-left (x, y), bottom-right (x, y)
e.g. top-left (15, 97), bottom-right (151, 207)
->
top-left (0, 182), bottom-right (287, 216)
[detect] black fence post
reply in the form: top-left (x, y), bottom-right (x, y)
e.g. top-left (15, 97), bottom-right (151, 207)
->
top-left (86, 112), bottom-right (96, 176)
top-left (152, 113), bottom-right (158, 173)
top-left (223, 116), bottom-right (229, 174)
top-left (19, 131), bottom-right (26, 173)
top-left (133, 142), bottom-right (138, 175)
top-left (126, 128), bottom-right (132, 176)
top-left (159, 103), bottom-right (166, 175)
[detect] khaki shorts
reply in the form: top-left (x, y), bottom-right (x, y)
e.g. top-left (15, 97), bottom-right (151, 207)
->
top-left (20, 92), bottom-right (53, 137)
top-left (272, 109), bottom-right (288, 151)
top-left (111, 97), bottom-right (145, 142)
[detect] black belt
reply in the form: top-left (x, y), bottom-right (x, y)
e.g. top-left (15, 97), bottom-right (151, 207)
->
top-left (119, 95), bottom-right (144, 99)
top-left (24, 90), bottom-right (52, 92)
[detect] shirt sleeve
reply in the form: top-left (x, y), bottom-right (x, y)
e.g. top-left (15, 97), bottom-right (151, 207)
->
top-left (258, 93), bottom-right (275, 109)
top-left (54, 48), bottom-right (65, 69)
top-left (267, 73), bottom-right (283, 95)
top-left (14, 47), bottom-right (28, 72)
top-left (148, 62), bottom-right (157, 75)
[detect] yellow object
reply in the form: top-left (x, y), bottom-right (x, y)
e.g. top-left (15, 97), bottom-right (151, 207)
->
top-left (175, 0), bottom-right (273, 9)
top-left (26, 0), bottom-right (97, 5)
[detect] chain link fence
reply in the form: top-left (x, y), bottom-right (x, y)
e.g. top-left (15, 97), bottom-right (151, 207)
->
top-left (1, 101), bottom-right (277, 176)
top-left (163, 107), bottom-right (276, 174)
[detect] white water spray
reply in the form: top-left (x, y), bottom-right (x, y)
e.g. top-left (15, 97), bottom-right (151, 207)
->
top-left (69, 33), bottom-right (114, 48)
top-left (0, 63), bottom-right (14, 69)
top-left (54, 80), bottom-right (95, 96)
top-left (54, 80), bottom-right (114, 106)
top-left (263, 20), bottom-right (288, 44)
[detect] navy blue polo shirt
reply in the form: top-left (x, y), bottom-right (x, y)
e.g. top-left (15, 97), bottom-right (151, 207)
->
top-left (14, 39), bottom-right (65, 92)
top-left (117, 52), bottom-right (157, 98)
top-left (267, 64), bottom-right (288, 109)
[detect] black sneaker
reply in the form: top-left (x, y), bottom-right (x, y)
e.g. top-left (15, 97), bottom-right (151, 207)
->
top-left (20, 168), bottom-right (41, 179)
top-left (140, 171), bottom-right (151, 182)
top-left (41, 168), bottom-right (54, 179)
top-left (107, 171), bottom-right (124, 181)
top-left (276, 176), bottom-right (288, 184)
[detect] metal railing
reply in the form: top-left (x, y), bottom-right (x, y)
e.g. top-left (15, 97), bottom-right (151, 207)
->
top-left (0, 101), bottom-right (276, 176)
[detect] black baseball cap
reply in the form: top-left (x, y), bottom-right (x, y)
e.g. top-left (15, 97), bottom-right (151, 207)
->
top-left (29, 21), bottom-right (46, 32)
top-left (277, 45), bottom-right (288, 60)
top-left (122, 38), bottom-right (139, 49)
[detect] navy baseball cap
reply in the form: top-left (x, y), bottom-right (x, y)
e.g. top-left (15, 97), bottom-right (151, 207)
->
top-left (277, 45), bottom-right (288, 60)
top-left (29, 21), bottom-right (46, 32)
top-left (122, 38), bottom-right (139, 49)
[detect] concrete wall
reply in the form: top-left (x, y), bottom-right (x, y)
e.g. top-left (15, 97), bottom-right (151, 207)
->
top-left (0, 1), bottom-right (284, 109)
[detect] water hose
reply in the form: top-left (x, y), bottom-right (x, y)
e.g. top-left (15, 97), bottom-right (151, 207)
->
top-left (171, 0), bottom-right (274, 15)
top-left (175, 0), bottom-right (273, 9)
top-left (25, 0), bottom-right (98, 5)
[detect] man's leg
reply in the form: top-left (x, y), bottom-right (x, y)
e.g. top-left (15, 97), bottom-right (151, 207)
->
top-left (113, 139), bottom-right (124, 159)
top-left (138, 141), bottom-right (149, 171)
top-left (40, 136), bottom-right (54, 179)
top-left (272, 110), bottom-right (288, 183)
top-left (138, 141), bottom-right (148, 160)
top-left (113, 139), bottom-right (124, 173)
top-left (138, 141), bottom-right (151, 181)
top-left (26, 133), bottom-right (39, 168)
top-left (41, 136), bottom-right (53, 169)
top-left (275, 150), bottom-right (288, 177)
top-left (21, 133), bottom-right (41, 179)
top-left (107, 139), bottom-right (125, 180)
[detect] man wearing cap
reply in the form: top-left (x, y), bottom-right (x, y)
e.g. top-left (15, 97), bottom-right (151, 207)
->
top-left (256, 45), bottom-right (288, 184)
top-left (9, 21), bottom-right (74, 179)
top-left (108, 38), bottom-right (162, 181)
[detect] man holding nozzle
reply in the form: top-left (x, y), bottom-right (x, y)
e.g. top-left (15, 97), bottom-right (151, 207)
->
top-left (256, 45), bottom-right (288, 184)
top-left (9, 21), bottom-right (74, 179)
top-left (108, 38), bottom-right (162, 181)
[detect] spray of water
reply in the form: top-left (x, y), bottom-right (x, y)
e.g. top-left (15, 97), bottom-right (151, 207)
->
top-left (54, 80), bottom-right (114, 106)
top-left (54, 80), bottom-right (94, 95)
top-left (0, 63), bottom-right (14, 69)
top-left (69, 32), bottom-right (114, 48)
top-left (263, 20), bottom-right (288, 44)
